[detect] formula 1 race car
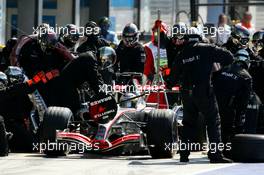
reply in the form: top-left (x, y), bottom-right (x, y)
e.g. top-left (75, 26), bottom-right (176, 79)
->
top-left (40, 72), bottom-right (179, 158)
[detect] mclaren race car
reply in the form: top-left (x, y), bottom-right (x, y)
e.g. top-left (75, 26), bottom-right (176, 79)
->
top-left (40, 72), bottom-right (180, 158)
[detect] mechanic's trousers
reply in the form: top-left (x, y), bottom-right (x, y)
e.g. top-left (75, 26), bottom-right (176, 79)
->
top-left (0, 116), bottom-right (8, 155)
top-left (180, 86), bottom-right (222, 159)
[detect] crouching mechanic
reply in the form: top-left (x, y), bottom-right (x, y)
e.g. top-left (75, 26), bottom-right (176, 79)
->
top-left (0, 70), bottom-right (55, 156)
top-left (213, 49), bottom-right (252, 157)
top-left (166, 28), bottom-right (234, 163)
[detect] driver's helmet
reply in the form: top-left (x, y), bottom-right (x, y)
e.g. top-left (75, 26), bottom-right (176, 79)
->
top-left (5, 66), bottom-right (26, 84)
top-left (231, 24), bottom-right (250, 47)
top-left (98, 46), bottom-right (117, 70)
top-left (252, 30), bottom-right (264, 52)
top-left (59, 24), bottom-right (80, 48)
top-left (119, 93), bottom-right (138, 108)
top-left (122, 23), bottom-right (139, 47)
top-left (0, 72), bottom-right (8, 89)
top-left (234, 49), bottom-right (250, 69)
top-left (37, 30), bottom-right (58, 52)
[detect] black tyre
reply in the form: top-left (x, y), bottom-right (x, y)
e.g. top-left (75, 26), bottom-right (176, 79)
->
top-left (42, 107), bottom-right (73, 156)
top-left (146, 109), bottom-right (177, 158)
top-left (232, 134), bottom-right (264, 162)
top-left (0, 116), bottom-right (8, 156)
top-left (257, 105), bottom-right (264, 134)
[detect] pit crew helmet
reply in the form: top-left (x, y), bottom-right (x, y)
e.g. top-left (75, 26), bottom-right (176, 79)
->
top-left (59, 24), bottom-right (80, 48)
top-left (0, 72), bottom-right (8, 90)
top-left (5, 66), bottom-right (26, 84)
top-left (234, 49), bottom-right (250, 69)
top-left (231, 24), bottom-right (250, 47)
top-left (122, 23), bottom-right (139, 47)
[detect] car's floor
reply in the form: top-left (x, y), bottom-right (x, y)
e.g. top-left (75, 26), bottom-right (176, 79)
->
top-left (0, 152), bottom-right (263, 175)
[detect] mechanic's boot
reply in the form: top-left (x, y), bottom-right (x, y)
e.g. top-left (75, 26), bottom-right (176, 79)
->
top-left (179, 150), bottom-right (190, 162)
top-left (0, 118), bottom-right (8, 157)
top-left (180, 156), bottom-right (189, 162)
top-left (208, 152), bottom-right (233, 163)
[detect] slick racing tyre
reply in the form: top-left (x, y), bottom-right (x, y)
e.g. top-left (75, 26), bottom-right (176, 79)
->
top-left (0, 116), bottom-right (8, 156)
top-left (42, 107), bottom-right (73, 156)
top-left (232, 134), bottom-right (264, 162)
top-left (146, 109), bottom-right (177, 158)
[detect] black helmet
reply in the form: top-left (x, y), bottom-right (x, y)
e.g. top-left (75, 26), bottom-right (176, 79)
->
top-left (59, 24), bottom-right (80, 48)
top-left (252, 30), bottom-right (264, 52)
top-left (234, 49), bottom-right (250, 69)
top-left (122, 23), bottom-right (139, 47)
top-left (5, 37), bottom-right (17, 50)
top-left (98, 16), bottom-right (111, 31)
top-left (184, 27), bottom-right (203, 42)
top-left (98, 46), bottom-right (117, 70)
top-left (34, 23), bottom-right (50, 35)
top-left (231, 25), bottom-right (250, 46)
top-left (37, 30), bottom-right (58, 52)
top-left (0, 72), bottom-right (8, 89)
top-left (84, 21), bottom-right (100, 37)
top-left (253, 30), bottom-right (264, 42)
top-left (172, 22), bottom-right (187, 39)
top-left (5, 66), bottom-right (26, 84)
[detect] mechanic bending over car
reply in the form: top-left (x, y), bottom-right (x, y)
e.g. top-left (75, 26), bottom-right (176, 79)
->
top-left (17, 27), bottom-right (104, 114)
top-left (166, 27), bottom-right (234, 163)
top-left (213, 49), bottom-right (253, 158)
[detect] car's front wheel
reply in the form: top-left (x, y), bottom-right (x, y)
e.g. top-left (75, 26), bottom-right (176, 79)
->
top-left (41, 107), bottom-right (73, 156)
top-left (146, 109), bottom-right (178, 158)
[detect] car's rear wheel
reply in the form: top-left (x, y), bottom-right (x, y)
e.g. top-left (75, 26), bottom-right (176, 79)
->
top-left (42, 107), bottom-right (73, 156)
top-left (146, 109), bottom-right (177, 158)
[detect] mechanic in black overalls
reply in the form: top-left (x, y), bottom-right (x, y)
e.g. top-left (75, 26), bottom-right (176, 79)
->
top-left (167, 27), bottom-right (233, 163)
top-left (251, 30), bottom-right (264, 133)
top-left (224, 27), bottom-right (263, 134)
top-left (115, 23), bottom-right (146, 73)
top-left (19, 29), bottom-right (103, 114)
top-left (213, 49), bottom-right (252, 157)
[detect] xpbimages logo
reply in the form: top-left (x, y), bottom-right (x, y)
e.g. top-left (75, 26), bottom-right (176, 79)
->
top-left (170, 25), bottom-right (231, 38)
top-left (99, 83), bottom-right (166, 94)
top-left (164, 141), bottom-right (232, 153)
top-left (32, 141), bottom-right (100, 153)
top-left (32, 25), bottom-right (100, 37)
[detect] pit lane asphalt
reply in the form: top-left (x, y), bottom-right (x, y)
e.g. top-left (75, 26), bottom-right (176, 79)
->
top-left (0, 152), bottom-right (263, 175)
